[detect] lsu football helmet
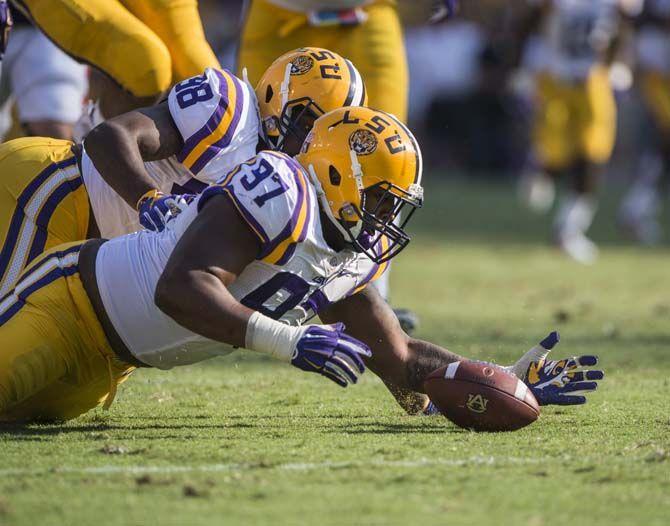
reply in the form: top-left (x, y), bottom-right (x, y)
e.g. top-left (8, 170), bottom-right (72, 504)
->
top-left (296, 106), bottom-right (423, 264)
top-left (256, 47), bottom-right (367, 153)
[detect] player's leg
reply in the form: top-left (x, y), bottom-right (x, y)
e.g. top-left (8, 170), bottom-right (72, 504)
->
top-left (15, 0), bottom-right (171, 116)
top-left (0, 305), bottom-right (69, 421)
top-left (531, 72), bottom-right (576, 183)
top-left (121, 0), bottom-right (221, 84)
top-left (237, 0), bottom-right (306, 84)
top-left (0, 138), bottom-right (90, 296)
top-left (5, 27), bottom-right (87, 140)
top-left (531, 72), bottom-right (599, 262)
top-left (239, 1), bottom-right (407, 119)
top-left (555, 66), bottom-right (615, 264)
top-left (0, 243), bottom-right (134, 422)
top-left (332, 2), bottom-right (408, 122)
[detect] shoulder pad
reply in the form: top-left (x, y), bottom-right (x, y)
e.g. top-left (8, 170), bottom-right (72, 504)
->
top-left (169, 68), bottom-right (258, 177)
top-left (198, 152), bottom-right (315, 265)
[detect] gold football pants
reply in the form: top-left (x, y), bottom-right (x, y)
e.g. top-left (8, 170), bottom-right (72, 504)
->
top-left (533, 67), bottom-right (617, 170)
top-left (238, 0), bottom-right (408, 122)
top-left (15, 0), bottom-right (220, 97)
top-left (0, 137), bottom-right (90, 298)
top-left (0, 243), bottom-right (134, 423)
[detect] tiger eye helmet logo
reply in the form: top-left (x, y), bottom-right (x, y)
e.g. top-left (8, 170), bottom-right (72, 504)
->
top-left (465, 394), bottom-right (489, 414)
top-left (290, 55), bottom-right (314, 75)
top-left (349, 129), bottom-right (377, 156)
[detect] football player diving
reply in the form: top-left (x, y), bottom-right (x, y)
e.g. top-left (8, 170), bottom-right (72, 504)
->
top-left (0, 48), bottom-right (365, 298)
top-left (0, 106), bottom-right (603, 422)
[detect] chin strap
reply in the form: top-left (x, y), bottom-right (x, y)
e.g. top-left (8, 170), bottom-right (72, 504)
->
top-left (280, 63), bottom-right (292, 113)
top-left (349, 149), bottom-right (364, 194)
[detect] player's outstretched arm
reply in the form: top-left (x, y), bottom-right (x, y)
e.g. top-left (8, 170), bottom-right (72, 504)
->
top-left (84, 103), bottom-right (182, 209)
top-left (319, 286), bottom-right (464, 412)
top-left (155, 194), bottom-right (370, 387)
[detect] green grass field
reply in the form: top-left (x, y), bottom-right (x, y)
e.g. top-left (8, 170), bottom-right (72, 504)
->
top-left (1, 179), bottom-right (669, 526)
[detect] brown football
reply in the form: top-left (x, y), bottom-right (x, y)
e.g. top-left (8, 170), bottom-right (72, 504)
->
top-left (424, 361), bottom-right (540, 432)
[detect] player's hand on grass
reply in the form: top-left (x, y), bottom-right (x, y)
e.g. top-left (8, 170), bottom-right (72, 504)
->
top-left (509, 331), bottom-right (604, 406)
top-left (138, 192), bottom-right (195, 232)
top-left (291, 323), bottom-right (371, 387)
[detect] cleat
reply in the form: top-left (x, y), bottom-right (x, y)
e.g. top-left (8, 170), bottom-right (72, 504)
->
top-left (394, 308), bottom-right (419, 335)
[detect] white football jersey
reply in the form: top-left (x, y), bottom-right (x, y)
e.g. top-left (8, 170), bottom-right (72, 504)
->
top-left (81, 68), bottom-right (260, 238)
top-left (533, 0), bottom-right (619, 80)
top-left (95, 151), bottom-right (388, 369)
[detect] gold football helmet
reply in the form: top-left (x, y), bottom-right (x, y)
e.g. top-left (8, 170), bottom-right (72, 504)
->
top-left (255, 47), bottom-right (367, 153)
top-left (295, 106), bottom-right (423, 263)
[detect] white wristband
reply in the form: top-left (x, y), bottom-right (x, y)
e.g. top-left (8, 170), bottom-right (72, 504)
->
top-left (245, 311), bottom-right (302, 362)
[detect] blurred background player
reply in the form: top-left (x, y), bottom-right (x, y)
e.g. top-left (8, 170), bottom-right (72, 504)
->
top-left (10, 0), bottom-right (220, 123)
top-left (237, 0), bottom-right (457, 332)
top-left (517, 0), bottom-right (623, 264)
top-left (618, 0), bottom-right (670, 244)
top-left (0, 8), bottom-right (86, 141)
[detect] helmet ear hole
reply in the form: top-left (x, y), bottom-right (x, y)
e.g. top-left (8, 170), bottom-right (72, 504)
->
top-left (328, 165), bottom-right (341, 186)
top-left (265, 85), bottom-right (273, 103)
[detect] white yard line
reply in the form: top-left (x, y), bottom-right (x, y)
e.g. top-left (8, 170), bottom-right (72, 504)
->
top-left (0, 456), bottom-right (546, 477)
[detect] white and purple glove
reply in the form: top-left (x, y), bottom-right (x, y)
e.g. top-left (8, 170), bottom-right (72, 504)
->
top-left (138, 192), bottom-right (195, 232)
top-left (291, 323), bottom-right (371, 387)
top-left (423, 331), bottom-right (604, 415)
top-left (430, 0), bottom-right (459, 23)
top-left (509, 331), bottom-right (604, 406)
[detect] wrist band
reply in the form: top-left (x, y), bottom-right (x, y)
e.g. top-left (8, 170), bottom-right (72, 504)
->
top-left (245, 311), bottom-right (302, 362)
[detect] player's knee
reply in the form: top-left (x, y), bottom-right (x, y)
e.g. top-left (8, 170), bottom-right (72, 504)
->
top-left (116, 33), bottom-right (172, 97)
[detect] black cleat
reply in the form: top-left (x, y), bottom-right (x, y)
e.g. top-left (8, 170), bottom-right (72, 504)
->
top-left (394, 308), bottom-right (419, 335)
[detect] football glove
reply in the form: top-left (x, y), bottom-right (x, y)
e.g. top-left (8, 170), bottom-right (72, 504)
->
top-left (509, 331), bottom-right (604, 406)
top-left (0, 1), bottom-right (12, 59)
top-left (138, 191), bottom-right (195, 232)
top-left (291, 323), bottom-right (371, 388)
top-left (430, 0), bottom-right (458, 23)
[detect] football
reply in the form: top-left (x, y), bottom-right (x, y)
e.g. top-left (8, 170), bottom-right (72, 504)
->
top-left (424, 361), bottom-right (540, 432)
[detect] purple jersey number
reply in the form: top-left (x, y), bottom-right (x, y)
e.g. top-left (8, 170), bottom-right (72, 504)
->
top-left (241, 272), bottom-right (331, 321)
top-left (175, 75), bottom-right (214, 109)
top-left (241, 158), bottom-right (289, 207)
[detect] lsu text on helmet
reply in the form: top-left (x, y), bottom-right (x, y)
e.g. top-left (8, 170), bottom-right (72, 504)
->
top-left (256, 47), bottom-right (367, 154)
top-left (296, 106), bottom-right (424, 264)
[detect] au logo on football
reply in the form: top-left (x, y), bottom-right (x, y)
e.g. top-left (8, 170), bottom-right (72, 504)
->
top-left (466, 394), bottom-right (488, 414)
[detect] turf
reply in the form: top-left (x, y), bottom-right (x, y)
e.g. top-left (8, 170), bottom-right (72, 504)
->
top-left (1, 179), bottom-right (669, 526)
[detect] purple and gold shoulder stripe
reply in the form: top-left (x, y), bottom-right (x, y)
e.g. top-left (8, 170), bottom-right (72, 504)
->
top-left (177, 69), bottom-right (248, 175)
top-left (197, 159), bottom-right (272, 247)
top-left (260, 152), bottom-right (314, 267)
